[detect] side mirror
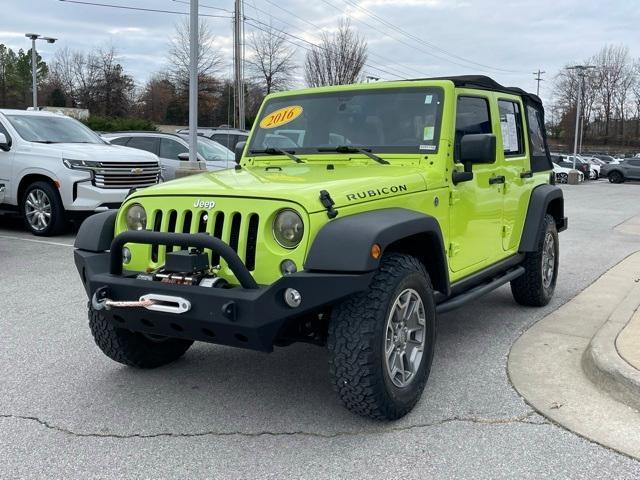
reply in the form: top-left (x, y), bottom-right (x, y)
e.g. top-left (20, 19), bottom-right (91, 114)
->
top-left (0, 133), bottom-right (10, 152)
top-left (178, 152), bottom-right (190, 161)
top-left (460, 134), bottom-right (496, 166)
top-left (235, 141), bottom-right (247, 165)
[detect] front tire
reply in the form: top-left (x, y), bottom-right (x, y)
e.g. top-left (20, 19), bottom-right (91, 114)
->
top-left (21, 181), bottom-right (66, 236)
top-left (511, 214), bottom-right (559, 307)
top-left (328, 253), bottom-right (436, 420)
top-left (89, 306), bottom-right (193, 368)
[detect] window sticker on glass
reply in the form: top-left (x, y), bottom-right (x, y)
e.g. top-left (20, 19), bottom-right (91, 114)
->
top-left (424, 95), bottom-right (433, 104)
top-left (259, 106), bottom-right (303, 129)
top-left (423, 126), bottom-right (435, 141)
top-left (419, 144), bottom-right (437, 151)
top-left (501, 113), bottom-right (519, 153)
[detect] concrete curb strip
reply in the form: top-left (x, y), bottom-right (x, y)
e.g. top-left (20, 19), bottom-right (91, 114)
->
top-left (508, 251), bottom-right (640, 459)
top-left (582, 284), bottom-right (640, 411)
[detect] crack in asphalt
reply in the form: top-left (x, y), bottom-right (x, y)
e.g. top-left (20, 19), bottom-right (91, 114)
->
top-left (0, 411), bottom-right (548, 440)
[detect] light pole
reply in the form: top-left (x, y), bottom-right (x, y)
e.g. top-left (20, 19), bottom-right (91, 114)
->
top-left (566, 65), bottom-right (594, 169)
top-left (188, 0), bottom-right (198, 164)
top-left (25, 33), bottom-right (57, 109)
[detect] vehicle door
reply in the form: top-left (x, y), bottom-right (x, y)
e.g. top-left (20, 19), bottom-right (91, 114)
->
top-left (159, 138), bottom-right (188, 180)
top-left (449, 93), bottom-right (504, 273)
top-left (0, 118), bottom-right (15, 205)
top-left (625, 159), bottom-right (640, 179)
top-left (495, 97), bottom-right (530, 252)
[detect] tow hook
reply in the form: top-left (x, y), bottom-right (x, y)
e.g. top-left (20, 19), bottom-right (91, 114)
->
top-left (91, 287), bottom-right (191, 314)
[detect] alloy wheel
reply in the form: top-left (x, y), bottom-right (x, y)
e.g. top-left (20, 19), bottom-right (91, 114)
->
top-left (541, 231), bottom-right (556, 289)
top-left (24, 188), bottom-right (52, 232)
top-left (384, 288), bottom-right (426, 388)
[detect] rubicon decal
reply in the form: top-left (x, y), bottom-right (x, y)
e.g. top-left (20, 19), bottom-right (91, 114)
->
top-left (346, 185), bottom-right (408, 201)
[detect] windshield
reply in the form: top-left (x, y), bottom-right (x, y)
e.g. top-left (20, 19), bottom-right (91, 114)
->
top-left (6, 115), bottom-right (104, 144)
top-left (248, 87), bottom-right (444, 156)
top-left (197, 137), bottom-right (234, 162)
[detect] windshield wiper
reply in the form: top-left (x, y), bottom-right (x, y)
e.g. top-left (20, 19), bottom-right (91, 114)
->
top-left (317, 145), bottom-right (389, 165)
top-left (249, 147), bottom-right (303, 163)
top-left (31, 140), bottom-right (60, 144)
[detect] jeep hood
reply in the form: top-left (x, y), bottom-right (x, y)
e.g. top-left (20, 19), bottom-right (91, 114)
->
top-left (131, 163), bottom-right (428, 213)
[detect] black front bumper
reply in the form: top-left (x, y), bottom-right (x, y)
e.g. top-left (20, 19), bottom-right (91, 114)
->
top-left (75, 231), bottom-right (373, 352)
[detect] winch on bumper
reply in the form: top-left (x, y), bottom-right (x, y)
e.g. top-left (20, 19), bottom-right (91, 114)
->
top-left (74, 226), bottom-right (373, 353)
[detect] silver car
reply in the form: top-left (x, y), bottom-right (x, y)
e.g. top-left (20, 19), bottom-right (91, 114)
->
top-left (103, 132), bottom-right (234, 181)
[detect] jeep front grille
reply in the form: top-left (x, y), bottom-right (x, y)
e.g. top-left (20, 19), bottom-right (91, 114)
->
top-left (93, 162), bottom-right (160, 189)
top-left (149, 208), bottom-right (260, 271)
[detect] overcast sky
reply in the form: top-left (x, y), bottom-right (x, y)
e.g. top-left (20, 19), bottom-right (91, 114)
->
top-left (2, 0), bottom-right (639, 104)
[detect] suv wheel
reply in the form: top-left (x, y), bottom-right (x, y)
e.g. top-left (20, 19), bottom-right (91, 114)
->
top-left (511, 214), bottom-right (558, 307)
top-left (21, 181), bottom-right (66, 236)
top-left (89, 305), bottom-right (193, 368)
top-left (556, 173), bottom-right (568, 184)
top-left (328, 253), bottom-right (436, 420)
top-left (608, 171), bottom-right (624, 184)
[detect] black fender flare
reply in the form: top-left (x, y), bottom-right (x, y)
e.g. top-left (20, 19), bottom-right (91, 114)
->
top-left (304, 208), bottom-right (450, 294)
top-left (74, 210), bottom-right (117, 252)
top-left (519, 184), bottom-right (567, 253)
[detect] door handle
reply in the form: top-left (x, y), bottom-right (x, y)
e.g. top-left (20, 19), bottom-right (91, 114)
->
top-left (520, 171), bottom-right (533, 178)
top-left (489, 175), bottom-right (505, 185)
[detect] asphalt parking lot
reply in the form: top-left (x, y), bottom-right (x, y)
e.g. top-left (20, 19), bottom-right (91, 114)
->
top-left (2, 181), bottom-right (640, 479)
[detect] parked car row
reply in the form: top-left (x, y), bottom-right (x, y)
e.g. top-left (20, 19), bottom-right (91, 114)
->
top-left (0, 109), bottom-right (243, 236)
top-left (551, 151), bottom-right (640, 184)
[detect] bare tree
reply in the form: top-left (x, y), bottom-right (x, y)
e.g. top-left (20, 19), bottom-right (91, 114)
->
top-left (592, 44), bottom-right (630, 139)
top-left (246, 27), bottom-right (297, 94)
top-left (304, 19), bottom-right (367, 87)
top-left (167, 18), bottom-right (223, 88)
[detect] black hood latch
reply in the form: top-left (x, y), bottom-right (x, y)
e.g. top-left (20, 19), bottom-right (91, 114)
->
top-left (319, 190), bottom-right (338, 219)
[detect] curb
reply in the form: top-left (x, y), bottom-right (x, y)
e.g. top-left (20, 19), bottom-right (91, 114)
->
top-left (582, 285), bottom-right (640, 411)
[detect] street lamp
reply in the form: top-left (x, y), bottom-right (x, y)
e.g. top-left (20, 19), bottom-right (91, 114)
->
top-left (25, 33), bottom-right (57, 109)
top-left (566, 65), bottom-right (594, 170)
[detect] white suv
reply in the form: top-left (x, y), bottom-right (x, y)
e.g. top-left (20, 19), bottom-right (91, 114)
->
top-left (0, 109), bottom-right (161, 236)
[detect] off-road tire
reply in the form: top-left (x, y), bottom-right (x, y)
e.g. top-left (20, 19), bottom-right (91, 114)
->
top-left (328, 253), bottom-right (436, 420)
top-left (511, 214), bottom-right (558, 307)
top-left (21, 181), bottom-right (66, 236)
top-left (89, 306), bottom-right (193, 368)
top-left (608, 171), bottom-right (624, 184)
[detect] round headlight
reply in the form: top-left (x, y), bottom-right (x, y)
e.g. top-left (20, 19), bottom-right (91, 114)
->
top-left (125, 203), bottom-right (147, 231)
top-left (273, 209), bottom-right (304, 249)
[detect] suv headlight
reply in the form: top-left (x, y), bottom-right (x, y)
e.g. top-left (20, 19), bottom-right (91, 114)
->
top-left (125, 203), bottom-right (147, 231)
top-left (273, 209), bottom-right (304, 249)
top-left (63, 158), bottom-right (103, 170)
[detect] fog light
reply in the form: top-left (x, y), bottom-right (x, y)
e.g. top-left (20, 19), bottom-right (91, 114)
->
top-left (280, 259), bottom-right (297, 275)
top-left (122, 246), bottom-right (132, 264)
top-left (284, 288), bottom-right (302, 308)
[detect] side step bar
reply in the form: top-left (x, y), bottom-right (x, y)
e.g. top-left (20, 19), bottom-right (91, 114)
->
top-left (436, 266), bottom-right (525, 314)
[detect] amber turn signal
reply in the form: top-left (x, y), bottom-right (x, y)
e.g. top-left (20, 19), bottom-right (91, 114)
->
top-left (371, 243), bottom-right (381, 259)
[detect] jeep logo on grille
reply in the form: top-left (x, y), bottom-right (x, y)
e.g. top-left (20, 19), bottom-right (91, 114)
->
top-left (194, 199), bottom-right (216, 209)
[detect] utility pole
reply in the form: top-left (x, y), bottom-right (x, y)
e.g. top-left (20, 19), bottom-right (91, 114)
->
top-left (567, 65), bottom-right (595, 169)
top-left (25, 33), bottom-right (57, 109)
top-left (532, 69), bottom-right (545, 97)
top-left (234, 0), bottom-right (245, 130)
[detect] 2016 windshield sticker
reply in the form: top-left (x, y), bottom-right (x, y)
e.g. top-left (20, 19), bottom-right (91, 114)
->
top-left (259, 106), bottom-right (303, 129)
top-left (346, 184), bottom-right (408, 201)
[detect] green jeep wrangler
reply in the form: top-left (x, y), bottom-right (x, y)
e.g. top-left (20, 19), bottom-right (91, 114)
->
top-left (74, 76), bottom-right (566, 420)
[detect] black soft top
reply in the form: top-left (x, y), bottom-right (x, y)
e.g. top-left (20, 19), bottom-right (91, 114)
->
top-left (411, 75), bottom-right (543, 106)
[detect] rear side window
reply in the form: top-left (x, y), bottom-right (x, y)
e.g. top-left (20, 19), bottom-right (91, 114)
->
top-left (455, 96), bottom-right (492, 161)
top-left (109, 137), bottom-right (130, 146)
top-left (160, 138), bottom-right (188, 160)
top-left (126, 136), bottom-right (159, 155)
top-left (498, 100), bottom-right (524, 156)
top-left (526, 105), bottom-right (545, 157)
top-left (628, 159), bottom-right (640, 167)
top-left (212, 134), bottom-right (233, 149)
